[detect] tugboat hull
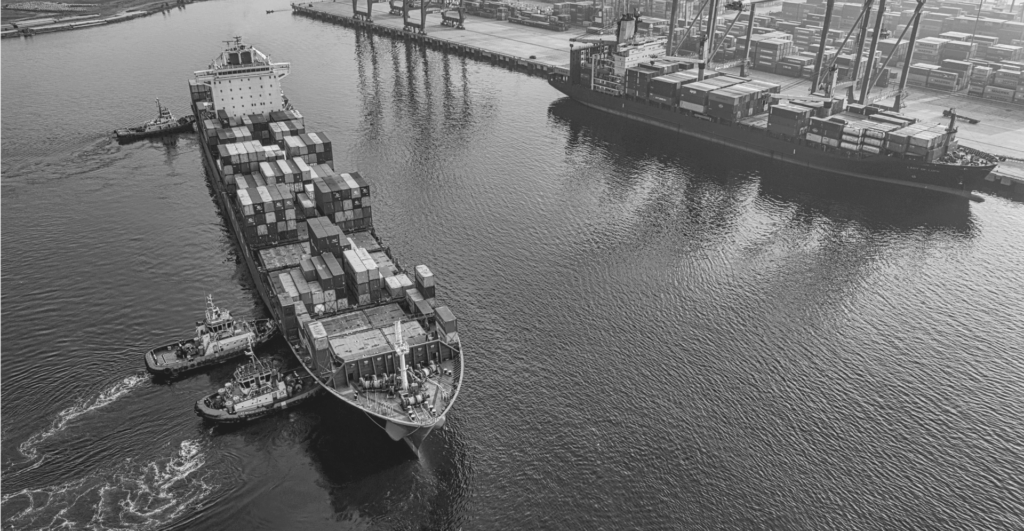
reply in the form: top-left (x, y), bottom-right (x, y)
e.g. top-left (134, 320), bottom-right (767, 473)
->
top-left (144, 319), bottom-right (277, 378)
top-left (195, 378), bottom-right (322, 423)
top-left (115, 116), bottom-right (196, 144)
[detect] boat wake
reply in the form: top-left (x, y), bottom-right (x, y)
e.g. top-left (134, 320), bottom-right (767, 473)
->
top-left (1, 439), bottom-right (214, 531)
top-left (17, 374), bottom-right (149, 462)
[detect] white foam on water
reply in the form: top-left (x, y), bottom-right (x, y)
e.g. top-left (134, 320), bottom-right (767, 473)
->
top-left (1, 439), bottom-right (215, 531)
top-left (17, 374), bottom-right (149, 461)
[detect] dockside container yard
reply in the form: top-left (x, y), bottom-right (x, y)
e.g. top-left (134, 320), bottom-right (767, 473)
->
top-left (187, 39), bottom-right (463, 452)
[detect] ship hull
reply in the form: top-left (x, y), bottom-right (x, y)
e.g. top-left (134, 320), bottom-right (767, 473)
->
top-left (549, 78), bottom-right (994, 201)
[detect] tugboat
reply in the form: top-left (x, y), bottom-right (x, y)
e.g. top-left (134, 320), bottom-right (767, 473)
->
top-left (194, 344), bottom-right (322, 423)
top-left (144, 295), bottom-right (277, 378)
top-left (114, 99), bottom-right (196, 143)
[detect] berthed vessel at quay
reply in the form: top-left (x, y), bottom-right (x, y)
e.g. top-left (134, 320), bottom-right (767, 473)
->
top-left (187, 37), bottom-right (464, 453)
top-left (549, 15), bottom-right (997, 201)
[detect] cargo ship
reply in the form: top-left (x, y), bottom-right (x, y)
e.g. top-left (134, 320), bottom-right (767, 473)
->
top-left (187, 37), bottom-right (464, 453)
top-left (549, 17), bottom-right (996, 201)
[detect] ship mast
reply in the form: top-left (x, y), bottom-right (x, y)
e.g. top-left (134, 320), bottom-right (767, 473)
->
top-left (395, 321), bottom-right (409, 391)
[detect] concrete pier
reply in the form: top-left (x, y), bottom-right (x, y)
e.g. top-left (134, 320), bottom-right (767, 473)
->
top-left (292, 1), bottom-right (580, 75)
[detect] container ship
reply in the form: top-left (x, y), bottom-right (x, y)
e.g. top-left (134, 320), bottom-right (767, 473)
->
top-left (187, 37), bottom-right (463, 453)
top-left (549, 14), bottom-right (997, 201)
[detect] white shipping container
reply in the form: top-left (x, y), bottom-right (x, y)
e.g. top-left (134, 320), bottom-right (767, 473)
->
top-left (238, 190), bottom-right (255, 216)
top-left (279, 273), bottom-right (300, 301)
top-left (396, 274), bottom-right (414, 290)
top-left (324, 288), bottom-right (336, 302)
top-left (363, 258), bottom-right (380, 280)
top-left (406, 288), bottom-right (424, 307)
top-left (257, 186), bottom-right (274, 205)
top-left (415, 265), bottom-right (435, 288)
top-left (266, 211), bottom-right (277, 224)
top-left (385, 276), bottom-right (404, 298)
top-left (680, 101), bottom-right (705, 113)
top-left (310, 281), bottom-right (325, 304)
top-left (806, 133), bottom-right (824, 143)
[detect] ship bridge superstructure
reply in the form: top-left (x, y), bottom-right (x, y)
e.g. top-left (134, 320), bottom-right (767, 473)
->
top-left (193, 37), bottom-right (291, 119)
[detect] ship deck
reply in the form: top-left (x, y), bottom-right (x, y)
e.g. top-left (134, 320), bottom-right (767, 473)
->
top-left (332, 358), bottom-right (459, 423)
top-left (150, 344), bottom-right (183, 366)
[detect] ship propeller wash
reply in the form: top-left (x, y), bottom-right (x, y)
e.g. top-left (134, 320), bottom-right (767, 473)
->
top-left (187, 37), bottom-right (464, 452)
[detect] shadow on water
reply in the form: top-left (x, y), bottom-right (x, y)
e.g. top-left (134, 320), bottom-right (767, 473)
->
top-left (545, 97), bottom-right (977, 236)
top-left (295, 397), bottom-right (472, 530)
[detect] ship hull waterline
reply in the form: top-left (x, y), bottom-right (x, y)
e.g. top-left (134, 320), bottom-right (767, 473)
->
top-left (549, 79), bottom-right (992, 202)
top-left (193, 103), bottom-right (463, 454)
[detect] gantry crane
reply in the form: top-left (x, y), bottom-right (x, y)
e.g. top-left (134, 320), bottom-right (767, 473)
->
top-left (385, 0), bottom-right (464, 32)
top-left (663, 0), bottom-right (924, 111)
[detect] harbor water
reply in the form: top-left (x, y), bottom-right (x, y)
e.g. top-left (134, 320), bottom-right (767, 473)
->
top-left (2, 1), bottom-right (1023, 529)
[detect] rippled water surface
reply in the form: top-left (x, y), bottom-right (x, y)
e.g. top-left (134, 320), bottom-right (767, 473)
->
top-left (3, 2), bottom-right (1024, 529)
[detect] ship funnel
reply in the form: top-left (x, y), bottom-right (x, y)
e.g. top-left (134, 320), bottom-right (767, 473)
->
top-left (617, 14), bottom-right (637, 45)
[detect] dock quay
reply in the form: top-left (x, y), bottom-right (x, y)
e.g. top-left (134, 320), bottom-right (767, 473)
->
top-left (292, 1), bottom-right (577, 76)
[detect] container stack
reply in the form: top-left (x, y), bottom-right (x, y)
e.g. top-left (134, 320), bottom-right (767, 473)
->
top-left (877, 38), bottom-right (909, 64)
top-left (415, 265), bottom-right (435, 301)
top-left (839, 120), bottom-right (864, 152)
top-left (258, 158), bottom-right (307, 190)
top-left (435, 306), bottom-right (458, 344)
top-left (343, 247), bottom-right (383, 306)
top-left (269, 109), bottom-right (304, 126)
top-left (648, 71), bottom-right (699, 104)
top-left (768, 104), bottom-right (811, 137)
top-left (706, 85), bottom-right (754, 122)
top-left (311, 172), bottom-right (373, 233)
top-left (985, 44), bottom-right (1024, 63)
top-left (915, 37), bottom-right (950, 64)
top-left (306, 216), bottom-right (347, 257)
top-left (237, 183), bottom-right (300, 246)
top-left (679, 76), bottom-right (742, 113)
top-left (280, 133), bottom-right (333, 165)
top-left (774, 54), bottom-right (814, 77)
top-left (926, 68), bottom-right (960, 90)
top-left (806, 116), bottom-right (844, 147)
top-left (218, 140), bottom-right (283, 176)
top-left (189, 80), bottom-right (212, 103)
top-left (242, 113), bottom-right (270, 143)
top-left (216, 127), bottom-right (253, 146)
top-left (302, 320), bottom-right (332, 375)
top-left (906, 63), bottom-right (941, 87)
top-left (269, 120), bottom-right (305, 143)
